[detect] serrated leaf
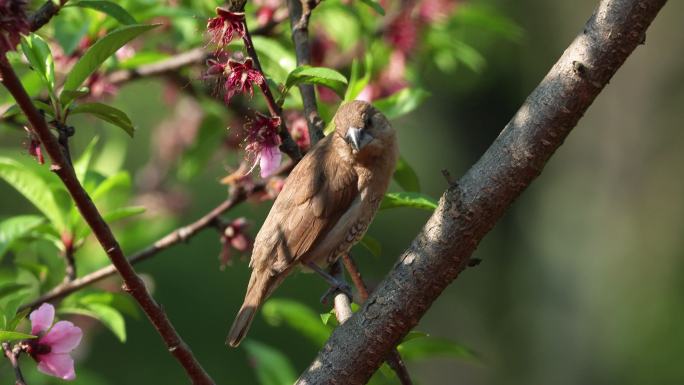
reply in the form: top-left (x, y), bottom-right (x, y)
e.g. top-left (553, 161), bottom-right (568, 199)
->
top-left (0, 215), bottom-right (44, 260)
top-left (359, 0), bottom-right (385, 15)
top-left (60, 304), bottom-right (126, 342)
top-left (70, 1), bottom-right (137, 25)
top-left (359, 235), bottom-right (381, 257)
top-left (285, 66), bottom-right (348, 98)
top-left (380, 192), bottom-right (438, 211)
top-left (20, 34), bottom-right (55, 95)
top-left (0, 158), bottom-right (67, 230)
top-left (243, 340), bottom-right (297, 385)
top-left (62, 24), bottom-right (159, 96)
top-left (0, 330), bottom-right (36, 342)
top-left (69, 102), bottom-right (135, 136)
top-left (261, 298), bottom-right (331, 345)
top-left (397, 336), bottom-right (477, 361)
top-left (394, 156), bottom-right (420, 192)
top-left (374, 88), bottom-right (430, 120)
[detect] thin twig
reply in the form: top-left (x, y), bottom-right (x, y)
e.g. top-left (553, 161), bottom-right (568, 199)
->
top-left (241, 20), bottom-right (302, 161)
top-left (286, 0), bottom-right (325, 144)
top-left (296, 1), bottom-right (668, 383)
top-left (341, 254), bottom-right (413, 385)
top-left (2, 343), bottom-right (27, 385)
top-left (0, 56), bottom-right (215, 385)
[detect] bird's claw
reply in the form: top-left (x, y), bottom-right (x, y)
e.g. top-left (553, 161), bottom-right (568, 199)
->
top-left (320, 281), bottom-right (353, 304)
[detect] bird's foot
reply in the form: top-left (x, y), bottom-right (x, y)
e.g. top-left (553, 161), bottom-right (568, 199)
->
top-left (304, 261), bottom-right (353, 304)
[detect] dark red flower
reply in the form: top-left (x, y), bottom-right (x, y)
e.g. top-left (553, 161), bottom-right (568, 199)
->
top-left (384, 12), bottom-right (418, 54)
top-left (207, 8), bottom-right (246, 48)
top-left (0, 0), bottom-right (29, 54)
top-left (245, 112), bottom-right (281, 178)
top-left (219, 217), bottom-right (252, 269)
top-left (224, 58), bottom-right (265, 104)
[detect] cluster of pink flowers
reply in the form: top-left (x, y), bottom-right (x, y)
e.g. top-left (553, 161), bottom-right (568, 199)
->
top-left (0, 0), bottom-right (29, 54)
top-left (205, 8), bottom-right (286, 178)
top-left (219, 217), bottom-right (252, 268)
top-left (25, 303), bottom-right (83, 381)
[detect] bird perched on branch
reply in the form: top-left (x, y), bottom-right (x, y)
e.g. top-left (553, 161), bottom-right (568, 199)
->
top-left (227, 100), bottom-right (398, 347)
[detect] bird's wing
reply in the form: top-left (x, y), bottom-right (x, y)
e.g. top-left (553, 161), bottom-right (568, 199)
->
top-left (250, 136), bottom-right (358, 273)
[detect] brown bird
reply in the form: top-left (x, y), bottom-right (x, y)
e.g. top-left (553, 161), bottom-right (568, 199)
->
top-left (227, 100), bottom-right (398, 347)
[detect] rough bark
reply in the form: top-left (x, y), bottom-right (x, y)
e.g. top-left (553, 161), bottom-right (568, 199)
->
top-left (296, 0), bottom-right (668, 383)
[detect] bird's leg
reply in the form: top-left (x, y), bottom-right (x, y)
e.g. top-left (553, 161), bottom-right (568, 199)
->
top-left (305, 261), bottom-right (352, 303)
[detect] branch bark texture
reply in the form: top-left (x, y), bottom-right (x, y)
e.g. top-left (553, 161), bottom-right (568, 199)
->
top-left (296, 0), bottom-right (667, 383)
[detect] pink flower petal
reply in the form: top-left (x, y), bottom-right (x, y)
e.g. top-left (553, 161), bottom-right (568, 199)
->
top-left (259, 145), bottom-right (281, 178)
top-left (230, 233), bottom-right (250, 251)
top-left (41, 321), bottom-right (82, 353)
top-left (37, 353), bottom-right (76, 381)
top-left (30, 303), bottom-right (55, 335)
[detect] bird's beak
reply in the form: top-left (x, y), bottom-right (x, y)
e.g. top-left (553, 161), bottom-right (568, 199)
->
top-left (346, 126), bottom-right (363, 152)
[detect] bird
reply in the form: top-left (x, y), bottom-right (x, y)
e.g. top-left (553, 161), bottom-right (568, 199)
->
top-left (227, 100), bottom-right (398, 347)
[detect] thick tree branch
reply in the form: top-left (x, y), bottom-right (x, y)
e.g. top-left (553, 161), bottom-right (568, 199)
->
top-left (296, 0), bottom-right (668, 383)
top-left (286, 0), bottom-right (325, 144)
top-left (28, 0), bottom-right (66, 32)
top-left (0, 58), bottom-right (215, 385)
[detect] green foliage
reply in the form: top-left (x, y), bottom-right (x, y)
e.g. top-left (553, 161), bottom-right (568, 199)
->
top-left (397, 335), bottom-right (477, 362)
top-left (374, 88), bottom-right (430, 120)
top-left (285, 66), bottom-right (348, 98)
top-left (381, 192), bottom-right (438, 211)
top-left (60, 290), bottom-right (138, 342)
top-left (359, 234), bottom-right (382, 257)
top-left (243, 340), bottom-right (298, 385)
top-left (69, 102), bottom-right (136, 137)
top-left (69, 1), bottom-right (138, 25)
top-left (393, 157), bottom-right (421, 192)
top-left (20, 34), bottom-right (56, 99)
top-left (261, 298), bottom-right (331, 345)
top-left (0, 330), bottom-right (36, 342)
top-left (0, 216), bottom-right (45, 261)
top-left (62, 24), bottom-right (159, 97)
top-left (358, 0), bottom-right (385, 16)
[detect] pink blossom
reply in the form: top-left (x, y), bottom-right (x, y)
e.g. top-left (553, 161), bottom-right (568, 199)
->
top-left (219, 217), bottom-right (252, 268)
top-left (25, 128), bottom-right (44, 164)
top-left (207, 8), bottom-right (246, 48)
top-left (0, 0), bottom-right (29, 54)
top-left (224, 58), bottom-right (265, 104)
top-left (26, 303), bottom-right (82, 381)
top-left (285, 110), bottom-right (310, 151)
top-left (418, 0), bottom-right (458, 23)
top-left (356, 51), bottom-right (408, 102)
top-left (245, 112), bottom-right (282, 178)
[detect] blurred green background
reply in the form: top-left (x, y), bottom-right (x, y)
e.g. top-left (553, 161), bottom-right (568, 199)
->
top-left (1, 0), bottom-right (683, 384)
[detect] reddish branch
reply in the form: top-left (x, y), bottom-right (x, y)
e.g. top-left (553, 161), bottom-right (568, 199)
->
top-left (2, 343), bottom-right (27, 385)
top-left (286, 0), bottom-right (325, 144)
top-left (296, 0), bottom-right (668, 383)
top-left (0, 58), bottom-right (215, 385)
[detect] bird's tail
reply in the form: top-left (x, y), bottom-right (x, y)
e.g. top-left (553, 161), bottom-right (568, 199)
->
top-left (226, 269), bottom-right (280, 347)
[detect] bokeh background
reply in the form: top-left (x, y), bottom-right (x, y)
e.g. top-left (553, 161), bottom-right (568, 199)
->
top-left (1, 0), bottom-right (683, 384)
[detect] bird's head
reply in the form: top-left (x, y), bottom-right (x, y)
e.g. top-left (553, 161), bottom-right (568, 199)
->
top-left (333, 100), bottom-right (395, 159)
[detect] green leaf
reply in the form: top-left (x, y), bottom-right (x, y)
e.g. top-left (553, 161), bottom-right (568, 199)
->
top-left (62, 24), bottom-right (159, 95)
top-left (285, 66), bottom-right (348, 98)
top-left (76, 206), bottom-right (144, 240)
top-left (0, 283), bottom-right (30, 298)
top-left (358, 0), bottom-right (385, 15)
top-left (402, 330), bottom-right (430, 342)
top-left (74, 137), bottom-right (99, 183)
top-left (0, 158), bottom-right (67, 230)
top-left (397, 336), bottom-right (477, 361)
top-left (64, 290), bottom-right (139, 318)
top-left (60, 88), bottom-right (90, 106)
top-left (6, 308), bottom-right (30, 331)
top-left (344, 55), bottom-right (373, 102)
top-left (60, 303), bottom-right (126, 342)
top-left (358, 234), bottom-right (381, 257)
top-left (250, 36), bottom-right (296, 81)
top-left (70, 1), bottom-right (137, 25)
top-left (393, 156), bottom-right (421, 192)
top-left (0, 331), bottom-right (36, 342)
top-left (243, 340), bottom-right (297, 385)
top-left (69, 102), bottom-right (135, 137)
top-left (261, 298), bottom-right (331, 345)
top-left (374, 88), bottom-right (430, 120)
top-left (20, 34), bottom-right (56, 95)
top-left (0, 215), bottom-right (44, 260)
top-left (90, 171), bottom-right (131, 201)
top-left (381, 192), bottom-right (438, 211)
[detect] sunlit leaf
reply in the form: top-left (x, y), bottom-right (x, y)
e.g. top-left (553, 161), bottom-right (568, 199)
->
top-left (0, 158), bottom-right (67, 230)
top-left (69, 0), bottom-right (137, 25)
top-left (285, 66), bottom-right (348, 98)
top-left (243, 340), bottom-right (297, 385)
top-left (0, 215), bottom-right (44, 260)
top-left (74, 137), bottom-right (99, 183)
top-left (60, 303), bottom-right (126, 342)
top-left (261, 298), bottom-right (331, 345)
top-left (90, 171), bottom-right (131, 201)
top-left (358, 0), bottom-right (385, 15)
top-left (6, 308), bottom-right (30, 332)
top-left (393, 156), bottom-right (420, 192)
top-left (20, 34), bottom-right (55, 95)
top-left (0, 331), bottom-right (36, 342)
top-left (344, 55), bottom-right (373, 102)
top-left (374, 88), bottom-right (430, 120)
top-left (70, 102), bottom-right (135, 137)
top-left (380, 192), bottom-right (438, 211)
top-left (62, 24), bottom-right (159, 96)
